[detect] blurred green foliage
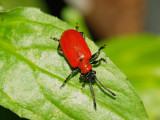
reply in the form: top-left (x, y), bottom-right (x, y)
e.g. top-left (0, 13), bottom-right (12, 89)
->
top-left (0, 0), bottom-right (48, 12)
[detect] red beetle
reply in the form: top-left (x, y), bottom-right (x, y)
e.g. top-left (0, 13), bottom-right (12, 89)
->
top-left (51, 24), bottom-right (115, 108)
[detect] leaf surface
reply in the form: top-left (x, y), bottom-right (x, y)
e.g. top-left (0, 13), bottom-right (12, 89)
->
top-left (0, 8), bottom-right (148, 120)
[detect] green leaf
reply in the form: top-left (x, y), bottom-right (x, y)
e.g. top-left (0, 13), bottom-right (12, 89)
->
top-left (0, 7), bottom-right (148, 120)
top-left (97, 35), bottom-right (160, 120)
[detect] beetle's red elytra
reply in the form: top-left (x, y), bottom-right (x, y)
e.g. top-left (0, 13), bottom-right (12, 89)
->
top-left (60, 29), bottom-right (92, 73)
top-left (51, 24), bottom-right (115, 108)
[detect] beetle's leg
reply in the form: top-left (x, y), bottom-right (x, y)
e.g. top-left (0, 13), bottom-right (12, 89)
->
top-left (61, 67), bottom-right (80, 88)
top-left (58, 44), bottom-right (64, 55)
top-left (51, 37), bottom-right (60, 42)
top-left (79, 32), bottom-right (85, 40)
top-left (51, 37), bottom-right (63, 55)
top-left (79, 73), bottom-right (85, 81)
top-left (91, 58), bottom-right (107, 65)
top-left (90, 45), bottom-right (106, 61)
top-left (79, 73), bottom-right (86, 88)
top-left (75, 23), bottom-right (79, 31)
top-left (81, 81), bottom-right (86, 88)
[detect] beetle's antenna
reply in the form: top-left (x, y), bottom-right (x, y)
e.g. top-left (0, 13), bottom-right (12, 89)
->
top-left (95, 77), bottom-right (116, 96)
top-left (89, 79), bottom-right (96, 109)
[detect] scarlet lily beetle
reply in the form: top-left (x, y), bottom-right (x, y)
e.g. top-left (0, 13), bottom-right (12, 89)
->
top-left (51, 24), bottom-right (115, 108)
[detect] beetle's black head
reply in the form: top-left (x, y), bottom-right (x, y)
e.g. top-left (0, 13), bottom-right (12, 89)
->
top-left (86, 69), bottom-right (96, 82)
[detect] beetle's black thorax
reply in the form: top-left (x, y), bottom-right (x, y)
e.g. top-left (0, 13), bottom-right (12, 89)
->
top-left (85, 69), bottom-right (96, 82)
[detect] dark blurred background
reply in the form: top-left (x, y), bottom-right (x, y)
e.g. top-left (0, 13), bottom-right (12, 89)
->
top-left (0, 0), bottom-right (160, 120)
top-left (1, 0), bottom-right (160, 39)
